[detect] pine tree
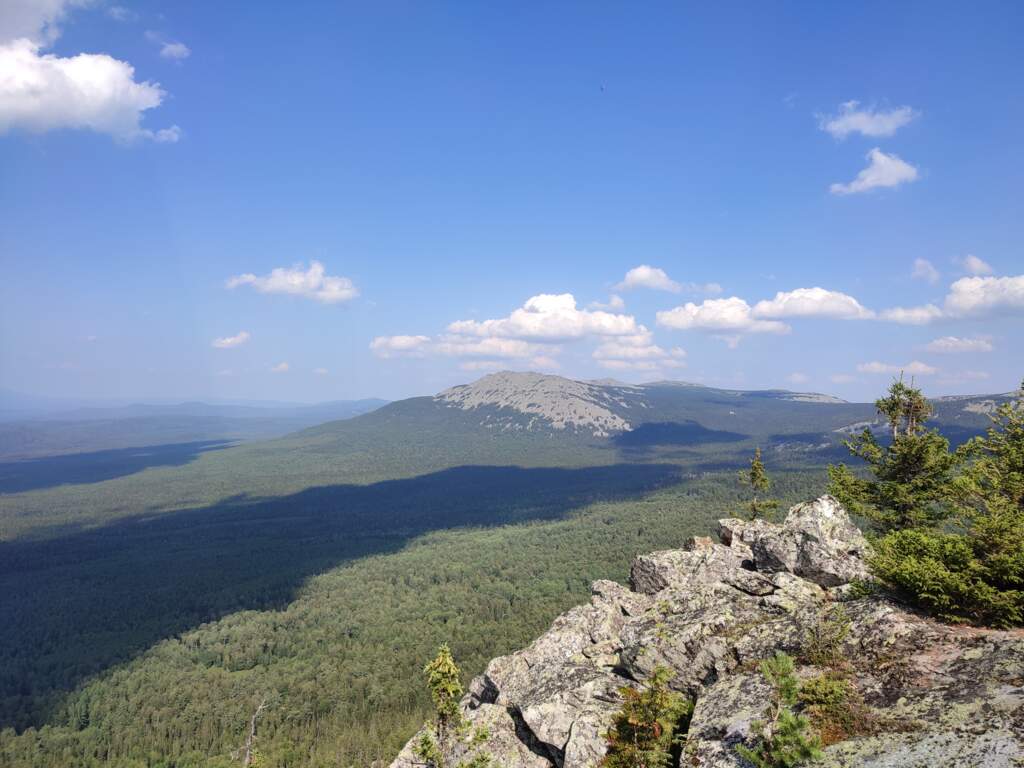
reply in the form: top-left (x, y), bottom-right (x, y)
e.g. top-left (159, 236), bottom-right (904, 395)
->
top-left (736, 653), bottom-right (822, 768)
top-left (602, 667), bottom-right (692, 768)
top-left (414, 644), bottom-right (493, 768)
top-left (828, 374), bottom-right (957, 530)
top-left (740, 448), bottom-right (780, 520)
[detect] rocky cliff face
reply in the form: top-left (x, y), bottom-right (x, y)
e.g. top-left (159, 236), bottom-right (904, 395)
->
top-left (391, 496), bottom-right (1024, 767)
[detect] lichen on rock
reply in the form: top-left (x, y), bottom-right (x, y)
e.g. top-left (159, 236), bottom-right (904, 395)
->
top-left (390, 496), bottom-right (1024, 768)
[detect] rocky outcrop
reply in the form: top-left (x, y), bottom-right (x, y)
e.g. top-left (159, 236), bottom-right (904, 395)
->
top-left (390, 496), bottom-right (1024, 768)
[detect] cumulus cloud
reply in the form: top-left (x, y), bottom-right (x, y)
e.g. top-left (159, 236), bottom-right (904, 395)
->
top-left (227, 261), bottom-right (358, 304)
top-left (616, 265), bottom-right (681, 292)
top-left (369, 335), bottom-right (431, 358)
top-left (829, 148), bottom-right (918, 195)
top-left (925, 336), bottom-right (993, 354)
top-left (615, 265), bottom-right (720, 295)
top-left (592, 332), bottom-right (685, 370)
top-left (0, 0), bottom-right (88, 45)
top-left (448, 293), bottom-right (641, 341)
top-left (752, 287), bottom-right (873, 319)
top-left (657, 297), bottom-right (790, 336)
top-left (944, 275), bottom-right (1024, 317)
top-left (212, 331), bottom-right (250, 349)
top-left (271, 362), bottom-right (289, 373)
top-left (0, 39), bottom-right (179, 141)
top-left (912, 258), bottom-right (940, 284)
top-left (0, 2), bottom-right (179, 142)
top-left (957, 254), bottom-right (993, 276)
top-left (878, 304), bottom-right (943, 325)
top-left (857, 360), bottom-right (937, 376)
top-left (819, 101), bottom-right (918, 139)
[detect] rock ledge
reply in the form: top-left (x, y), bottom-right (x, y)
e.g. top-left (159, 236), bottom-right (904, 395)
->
top-left (390, 496), bottom-right (1024, 767)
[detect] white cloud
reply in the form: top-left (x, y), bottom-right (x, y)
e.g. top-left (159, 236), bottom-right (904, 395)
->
top-left (313, 367), bottom-right (328, 375)
top-left (944, 275), bottom-right (1024, 317)
top-left (925, 336), bottom-right (993, 354)
top-left (616, 265), bottom-right (680, 292)
top-left (819, 101), bottom-right (918, 139)
top-left (369, 335), bottom-right (431, 358)
top-left (459, 360), bottom-right (506, 372)
top-left (271, 362), bottom-right (289, 373)
top-left (857, 360), bottom-right (937, 376)
top-left (878, 304), bottom-right (943, 325)
top-left (592, 332), bottom-right (685, 370)
top-left (829, 148), bottom-right (918, 195)
top-left (0, 38), bottom-right (179, 142)
top-left (589, 294), bottom-right (625, 310)
top-left (912, 258), bottom-right (940, 284)
top-left (159, 41), bottom-right (190, 60)
top-left (434, 336), bottom-right (549, 359)
top-left (752, 287), bottom-right (873, 319)
top-left (212, 331), bottom-right (250, 349)
top-left (0, 3), bottom-right (179, 143)
top-left (227, 261), bottom-right (358, 304)
top-left (958, 254), bottom-right (993, 276)
top-left (106, 6), bottom-right (135, 22)
top-left (614, 265), bottom-right (720, 295)
top-left (0, 0), bottom-right (87, 46)
top-left (830, 374), bottom-right (855, 384)
top-left (448, 293), bottom-right (641, 341)
top-left (657, 297), bottom-right (790, 335)
top-left (787, 372), bottom-right (809, 384)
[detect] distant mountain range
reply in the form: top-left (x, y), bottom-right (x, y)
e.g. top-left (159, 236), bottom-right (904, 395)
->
top-left (0, 397), bottom-right (388, 460)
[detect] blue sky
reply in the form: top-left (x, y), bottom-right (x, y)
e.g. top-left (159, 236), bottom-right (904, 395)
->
top-left (1, 1), bottom-right (1022, 403)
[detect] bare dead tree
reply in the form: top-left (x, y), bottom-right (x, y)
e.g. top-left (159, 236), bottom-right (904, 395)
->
top-left (242, 698), bottom-right (267, 766)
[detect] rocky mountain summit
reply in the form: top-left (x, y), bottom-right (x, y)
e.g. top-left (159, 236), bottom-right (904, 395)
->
top-left (435, 372), bottom-right (642, 436)
top-left (391, 496), bottom-right (1024, 767)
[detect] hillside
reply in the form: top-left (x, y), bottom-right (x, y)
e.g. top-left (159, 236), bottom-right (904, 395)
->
top-left (391, 497), bottom-right (1024, 767)
top-left (0, 373), bottom-right (1016, 767)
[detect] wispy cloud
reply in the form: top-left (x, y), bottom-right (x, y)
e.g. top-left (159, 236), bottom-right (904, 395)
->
top-left (912, 258), bottom-right (940, 284)
top-left (925, 336), bottom-right (993, 353)
top-left (819, 101), bottom-right (918, 139)
top-left (857, 360), bottom-right (937, 376)
top-left (830, 148), bottom-right (918, 195)
top-left (957, 254), bottom-right (993, 276)
top-left (271, 362), bottom-right (289, 373)
top-left (212, 331), bottom-right (251, 349)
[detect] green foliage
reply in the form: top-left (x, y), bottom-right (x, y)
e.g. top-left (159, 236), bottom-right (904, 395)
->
top-left (739, 447), bottom-right (781, 520)
top-left (424, 644), bottom-right (464, 730)
top-left (797, 674), bottom-right (875, 746)
top-left (735, 653), bottom-right (822, 768)
top-left (800, 606), bottom-right (850, 668)
top-left (602, 667), bottom-right (692, 768)
top-left (413, 646), bottom-right (494, 768)
top-left (828, 376), bottom-right (958, 531)
top-left (867, 381), bottom-right (1024, 627)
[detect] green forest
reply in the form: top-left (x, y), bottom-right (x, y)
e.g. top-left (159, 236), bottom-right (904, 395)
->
top-left (0, 460), bottom-right (823, 767)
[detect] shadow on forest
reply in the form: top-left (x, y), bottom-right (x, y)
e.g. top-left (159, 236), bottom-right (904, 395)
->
top-left (0, 461), bottom-right (682, 731)
top-left (0, 440), bottom-right (235, 493)
top-left (613, 421), bottom-right (747, 459)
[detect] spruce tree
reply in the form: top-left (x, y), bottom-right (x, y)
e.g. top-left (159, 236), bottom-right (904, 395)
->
top-left (602, 667), bottom-right (692, 768)
top-left (828, 374), bottom-right (957, 530)
top-left (736, 653), bottom-right (822, 768)
top-left (740, 447), bottom-right (780, 520)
